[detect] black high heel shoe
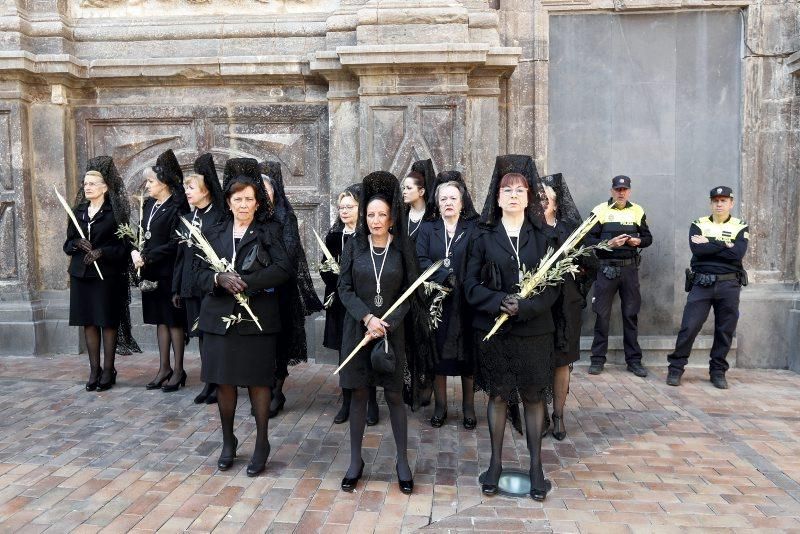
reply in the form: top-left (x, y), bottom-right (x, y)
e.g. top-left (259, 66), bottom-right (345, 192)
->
top-left (85, 367), bottom-right (102, 392)
top-left (396, 464), bottom-right (413, 494)
top-left (530, 479), bottom-right (552, 502)
top-left (269, 392), bottom-right (286, 419)
top-left (552, 414), bottom-right (566, 441)
top-left (194, 382), bottom-right (213, 404)
top-left (430, 409), bottom-right (447, 428)
top-left (217, 436), bottom-right (238, 471)
top-left (341, 459), bottom-right (365, 492)
top-left (246, 442), bottom-right (270, 477)
top-left (462, 416), bottom-right (476, 430)
top-left (334, 402), bottom-right (349, 424)
top-left (146, 370), bottom-right (173, 390)
top-left (366, 400), bottom-right (379, 426)
top-left (162, 370), bottom-right (187, 392)
top-left (481, 468), bottom-right (501, 496)
top-left (97, 369), bottom-right (117, 392)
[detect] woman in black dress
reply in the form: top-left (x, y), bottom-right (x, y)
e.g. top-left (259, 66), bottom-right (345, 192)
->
top-left (322, 185), bottom-right (381, 426)
top-left (131, 149), bottom-right (190, 391)
top-left (416, 178), bottom-right (480, 429)
top-left (540, 174), bottom-right (593, 440)
top-left (171, 153), bottom-right (224, 400)
top-left (402, 159), bottom-right (435, 241)
top-left (196, 158), bottom-right (291, 477)
top-left (259, 161), bottom-right (324, 418)
top-left (338, 171), bottom-right (434, 494)
top-left (64, 156), bottom-right (140, 391)
top-left (464, 155), bottom-right (560, 502)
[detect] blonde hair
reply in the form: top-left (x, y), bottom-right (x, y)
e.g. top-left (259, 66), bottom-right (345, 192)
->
top-left (183, 173), bottom-right (208, 193)
top-left (84, 170), bottom-right (105, 182)
top-left (337, 190), bottom-right (358, 205)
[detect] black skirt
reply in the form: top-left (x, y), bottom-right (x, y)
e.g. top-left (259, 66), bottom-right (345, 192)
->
top-left (69, 275), bottom-right (125, 327)
top-left (141, 276), bottom-right (186, 327)
top-left (201, 330), bottom-right (277, 387)
top-left (433, 297), bottom-right (472, 377)
top-left (474, 330), bottom-right (554, 405)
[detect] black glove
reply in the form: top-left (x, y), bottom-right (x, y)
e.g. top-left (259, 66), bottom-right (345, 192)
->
top-left (500, 295), bottom-right (519, 316)
top-left (83, 248), bottom-right (103, 265)
top-left (171, 294), bottom-right (182, 309)
top-left (75, 239), bottom-right (92, 253)
top-left (217, 272), bottom-right (247, 295)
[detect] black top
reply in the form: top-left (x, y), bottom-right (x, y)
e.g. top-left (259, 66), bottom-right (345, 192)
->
top-left (63, 200), bottom-right (129, 279)
top-left (195, 219), bottom-right (292, 336)
top-left (172, 203), bottom-right (222, 297)
top-left (464, 220), bottom-right (560, 336)
top-left (141, 196), bottom-right (181, 279)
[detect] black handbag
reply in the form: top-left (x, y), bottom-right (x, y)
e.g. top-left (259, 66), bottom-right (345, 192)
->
top-left (240, 242), bottom-right (272, 274)
top-left (480, 261), bottom-right (502, 291)
top-left (370, 335), bottom-right (396, 374)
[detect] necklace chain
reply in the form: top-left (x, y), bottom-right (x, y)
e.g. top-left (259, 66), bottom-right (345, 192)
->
top-left (369, 235), bottom-right (391, 301)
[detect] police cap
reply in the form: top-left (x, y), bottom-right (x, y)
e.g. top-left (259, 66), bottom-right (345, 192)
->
top-left (611, 175), bottom-right (631, 189)
top-left (709, 186), bottom-right (733, 199)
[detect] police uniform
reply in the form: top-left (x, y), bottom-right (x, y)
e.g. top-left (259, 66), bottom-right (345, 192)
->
top-left (667, 186), bottom-right (748, 388)
top-left (584, 176), bottom-right (653, 373)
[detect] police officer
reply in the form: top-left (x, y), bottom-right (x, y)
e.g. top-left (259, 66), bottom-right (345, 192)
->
top-left (585, 176), bottom-right (653, 377)
top-left (666, 186), bottom-right (748, 389)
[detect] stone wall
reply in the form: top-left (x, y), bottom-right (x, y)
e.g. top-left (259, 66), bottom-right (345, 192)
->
top-left (0, 0), bottom-right (798, 367)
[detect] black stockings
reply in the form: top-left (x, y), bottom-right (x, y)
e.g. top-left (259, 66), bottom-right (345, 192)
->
top-left (553, 365), bottom-right (571, 418)
top-left (84, 326), bottom-right (118, 382)
top-left (485, 393), bottom-right (547, 490)
top-left (216, 384), bottom-right (272, 465)
top-left (270, 377), bottom-right (286, 413)
top-left (162, 326), bottom-right (185, 387)
top-left (346, 388), bottom-right (410, 480)
top-left (247, 386), bottom-right (272, 465)
top-left (433, 375), bottom-right (476, 420)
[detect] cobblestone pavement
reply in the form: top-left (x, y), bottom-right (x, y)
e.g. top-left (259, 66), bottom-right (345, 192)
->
top-left (1, 352), bottom-right (799, 533)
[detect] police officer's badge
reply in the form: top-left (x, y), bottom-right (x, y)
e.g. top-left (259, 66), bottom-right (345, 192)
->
top-left (716, 188), bottom-right (723, 194)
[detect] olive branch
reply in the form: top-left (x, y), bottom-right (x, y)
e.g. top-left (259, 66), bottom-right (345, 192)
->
top-left (423, 281), bottom-right (451, 330)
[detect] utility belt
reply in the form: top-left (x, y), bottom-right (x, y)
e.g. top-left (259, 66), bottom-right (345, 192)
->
top-left (598, 256), bottom-right (639, 280)
top-left (684, 269), bottom-right (747, 292)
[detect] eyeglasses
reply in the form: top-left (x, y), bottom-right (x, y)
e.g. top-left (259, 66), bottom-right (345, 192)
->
top-left (500, 187), bottom-right (528, 197)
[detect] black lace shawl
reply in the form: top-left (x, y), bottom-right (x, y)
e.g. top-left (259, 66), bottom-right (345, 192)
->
top-left (424, 170), bottom-right (479, 221)
top-left (356, 171), bottom-right (436, 409)
top-left (258, 161), bottom-right (323, 370)
top-left (479, 155), bottom-right (546, 229)
top-left (220, 158), bottom-right (273, 222)
top-left (75, 156), bottom-right (141, 355)
top-left (329, 183), bottom-right (362, 234)
top-left (153, 149), bottom-right (190, 215)
top-left (193, 153), bottom-right (225, 210)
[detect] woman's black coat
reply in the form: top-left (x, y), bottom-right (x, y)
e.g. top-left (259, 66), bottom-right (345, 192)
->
top-left (140, 196), bottom-right (182, 280)
top-left (63, 200), bottom-right (129, 278)
top-left (464, 220), bottom-right (560, 336)
top-left (172, 205), bottom-right (222, 298)
top-left (195, 219), bottom-right (292, 336)
top-left (320, 229), bottom-right (354, 351)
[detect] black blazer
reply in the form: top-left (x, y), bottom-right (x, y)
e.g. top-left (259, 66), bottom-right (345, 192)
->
top-left (63, 200), bottom-right (129, 279)
top-left (415, 218), bottom-right (475, 284)
top-left (172, 204), bottom-right (222, 297)
top-left (141, 196), bottom-right (182, 280)
top-left (196, 219), bottom-right (292, 336)
top-left (464, 220), bottom-right (560, 336)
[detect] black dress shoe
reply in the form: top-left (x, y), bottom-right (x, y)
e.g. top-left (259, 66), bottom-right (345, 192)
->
top-left (552, 414), bottom-right (566, 441)
top-left (710, 374), bottom-right (728, 389)
top-left (334, 404), bottom-right (349, 424)
top-left (396, 464), bottom-right (413, 494)
top-left (269, 392), bottom-right (286, 419)
top-left (162, 370), bottom-right (187, 392)
top-left (146, 370), bottom-right (173, 390)
top-left (341, 459), bottom-right (365, 492)
top-left (530, 479), bottom-right (552, 502)
top-left (588, 362), bottom-right (604, 375)
top-left (217, 436), bottom-right (238, 471)
top-left (430, 410), bottom-right (447, 428)
top-left (481, 470), bottom-right (501, 496)
top-left (462, 417), bottom-right (476, 430)
top-left (194, 383), bottom-right (214, 404)
top-left (666, 368), bottom-right (683, 386)
top-left (97, 369), bottom-right (117, 392)
top-left (205, 389), bottom-right (218, 405)
top-left (85, 367), bottom-right (102, 391)
top-left (246, 443), bottom-right (270, 477)
top-left (626, 362), bottom-right (649, 377)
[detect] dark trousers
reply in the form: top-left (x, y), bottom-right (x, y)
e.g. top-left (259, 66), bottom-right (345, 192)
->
top-left (667, 279), bottom-right (740, 375)
top-left (591, 265), bottom-right (642, 365)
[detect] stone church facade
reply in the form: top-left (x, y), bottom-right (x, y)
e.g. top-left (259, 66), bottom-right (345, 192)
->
top-left (0, 0), bottom-right (798, 369)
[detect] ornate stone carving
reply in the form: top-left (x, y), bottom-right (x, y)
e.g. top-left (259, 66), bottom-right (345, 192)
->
top-left (77, 0), bottom-right (334, 14)
top-left (0, 202), bottom-right (17, 280)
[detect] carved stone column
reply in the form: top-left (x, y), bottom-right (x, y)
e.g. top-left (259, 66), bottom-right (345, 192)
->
top-left (312, 0), bottom-right (520, 203)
